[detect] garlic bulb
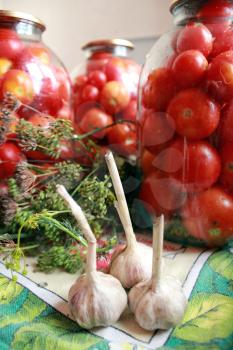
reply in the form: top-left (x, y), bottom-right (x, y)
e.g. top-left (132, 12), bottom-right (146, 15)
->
top-left (57, 184), bottom-right (127, 329)
top-left (129, 215), bottom-right (187, 331)
top-left (105, 151), bottom-right (153, 288)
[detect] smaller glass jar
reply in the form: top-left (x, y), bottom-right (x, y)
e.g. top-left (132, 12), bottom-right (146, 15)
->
top-left (72, 39), bottom-right (141, 159)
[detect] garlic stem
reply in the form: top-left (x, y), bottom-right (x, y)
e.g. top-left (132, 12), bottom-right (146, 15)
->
top-left (56, 185), bottom-right (96, 243)
top-left (105, 151), bottom-right (136, 247)
top-left (56, 185), bottom-right (97, 277)
top-left (151, 215), bottom-right (164, 293)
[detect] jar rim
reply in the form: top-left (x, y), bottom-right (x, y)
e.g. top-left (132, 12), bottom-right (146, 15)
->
top-left (0, 10), bottom-right (46, 31)
top-left (170, 0), bottom-right (202, 14)
top-left (82, 38), bottom-right (134, 51)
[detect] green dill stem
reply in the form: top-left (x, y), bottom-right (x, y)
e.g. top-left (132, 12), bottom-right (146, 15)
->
top-left (42, 215), bottom-right (88, 247)
top-left (71, 167), bottom-right (99, 196)
top-left (72, 119), bottom-right (136, 141)
top-left (17, 222), bottom-right (25, 248)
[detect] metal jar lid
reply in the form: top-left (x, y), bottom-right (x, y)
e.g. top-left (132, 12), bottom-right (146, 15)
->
top-left (82, 38), bottom-right (134, 51)
top-left (0, 10), bottom-right (46, 31)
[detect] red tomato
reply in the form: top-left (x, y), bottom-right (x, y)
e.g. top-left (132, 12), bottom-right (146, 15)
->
top-left (139, 171), bottom-right (187, 217)
top-left (141, 149), bottom-right (156, 175)
top-left (122, 99), bottom-right (137, 121)
top-left (86, 52), bottom-right (112, 73)
top-left (219, 142), bottom-right (233, 191)
top-left (141, 110), bottom-right (175, 153)
top-left (79, 108), bottom-right (113, 139)
top-left (218, 101), bottom-right (233, 143)
top-left (197, 0), bottom-right (233, 19)
top-left (73, 74), bottom-right (88, 93)
top-left (55, 66), bottom-right (71, 103)
top-left (0, 58), bottom-right (12, 78)
top-left (105, 57), bottom-right (126, 81)
top-left (167, 138), bottom-right (221, 192)
top-left (107, 123), bottom-right (137, 157)
top-left (167, 88), bottom-right (220, 140)
top-left (88, 70), bottom-right (107, 89)
top-left (206, 50), bottom-right (233, 101)
top-left (81, 84), bottom-right (100, 102)
top-left (16, 45), bottom-right (51, 67)
top-left (57, 104), bottom-right (74, 121)
top-left (74, 100), bottom-right (99, 123)
top-left (0, 29), bottom-right (24, 60)
top-left (57, 140), bottom-right (75, 160)
top-left (172, 50), bottom-right (208, 89)
top-left (176, 23), bottom-right (213, 57)
top-left (210, 26), bottom-right (233, 57)
top-left (142, 68), bottom-right (176, 111)
top-left (100, 81), bottom-right (130, 114)
top-left (181, 187), bottom-right (233, 246)
top-left (0, 142), bottom-right (23, 179)
top-left (1, 69), bottom-right (35, 104)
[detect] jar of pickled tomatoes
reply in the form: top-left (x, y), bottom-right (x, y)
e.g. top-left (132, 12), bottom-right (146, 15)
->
top-left (72, 39), bottom-right (141, 159)
top-left (0, 10), bottom-right (74, 181)
top-left (139, 0), bottom-right (233, 246)
top-left (0, 10), bottom-right (72, 120)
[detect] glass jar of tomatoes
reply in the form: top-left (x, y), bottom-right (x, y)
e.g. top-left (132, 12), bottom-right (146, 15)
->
top-left (0, 10), bottom-right (72, 120)
top-left (72, 39), bottom-right (141, 160)
top-left (0, 10), bottom-right (75, 183)
top-left (139, 0), bottom-right (233, 246)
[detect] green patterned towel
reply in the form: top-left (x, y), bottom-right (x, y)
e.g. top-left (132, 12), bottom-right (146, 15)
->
top-left (0, 246), bottom-right (233, 350)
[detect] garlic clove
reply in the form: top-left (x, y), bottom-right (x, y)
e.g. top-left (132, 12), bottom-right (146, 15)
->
top-left (57, 184), bottom-right (128, 330)
top-left (129, 276), bottom-right (187, 330)
top-left (110, 242), bottom-right (153, 289)
top-left (105, 151), bottom-right (153, 288)
top-left (69, 272), bottom-right (127, 329)
top-left (128, 215), bottom-right (187, 331)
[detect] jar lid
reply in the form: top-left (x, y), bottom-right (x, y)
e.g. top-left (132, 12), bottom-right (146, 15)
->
top-left (0, 10), bottom-right (46, 31)
top-left (82, 38), bottom-right (134, 51)
top-left (170, 0), bottom-right (196, 13)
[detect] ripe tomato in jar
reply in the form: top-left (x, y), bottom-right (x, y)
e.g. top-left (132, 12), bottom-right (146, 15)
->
top-left (107, 123), bottom-right (137, 157)
top-left (0, 28), bottom-right (24, 60)
top-left (181, 187), bottom-right (233, 246)
top-left (1, 69), bottom-right (35, 104)
top-left (0, 142), bottom-right (23, 179)
top-left (167, 88), bottom-right (220, 140)
top-left (139, 171), bottom-right (187, 218)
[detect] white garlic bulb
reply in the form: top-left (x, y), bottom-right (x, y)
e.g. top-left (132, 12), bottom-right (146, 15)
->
top-left (57, 185), bottom-right (127, 329)
top-left (105, 152), bottom-right (153, 289)
top-left (128, 215), bottom-right (187, 331)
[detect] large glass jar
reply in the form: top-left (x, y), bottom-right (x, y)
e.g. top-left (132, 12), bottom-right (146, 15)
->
top-left (0, 10), bottom-right (75, 178)
top-left (72, 39), bottom-right (141, 160)
top-left (138, 0), bottom-right (233, 246)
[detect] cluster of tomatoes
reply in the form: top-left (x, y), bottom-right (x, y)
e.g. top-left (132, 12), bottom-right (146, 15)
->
top-left (0, 27), bottom-right (73, 188)
top-left (73, 52), bottom-right (141, 158)
top-left (139, 0), bottom-right (233, 246)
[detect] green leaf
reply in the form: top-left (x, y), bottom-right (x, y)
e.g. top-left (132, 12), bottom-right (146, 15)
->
top-left (12, 317), bottom-right (104, 350)
top-left (0, 275), bottom-right (22, 304)
top-left (0, 291), bottom-right (46, 327)
top-left (174, 293), bottom-right (233, 342)
top-left (209, 251), bottom-right (233, 280)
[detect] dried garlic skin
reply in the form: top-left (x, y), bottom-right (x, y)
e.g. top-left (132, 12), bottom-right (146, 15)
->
top-left (128, 276), bottom-right (187, 330)
top-left (69, 272), bottom-right (127, 329)
top-left (110, 242), bottom-right (153, 289)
